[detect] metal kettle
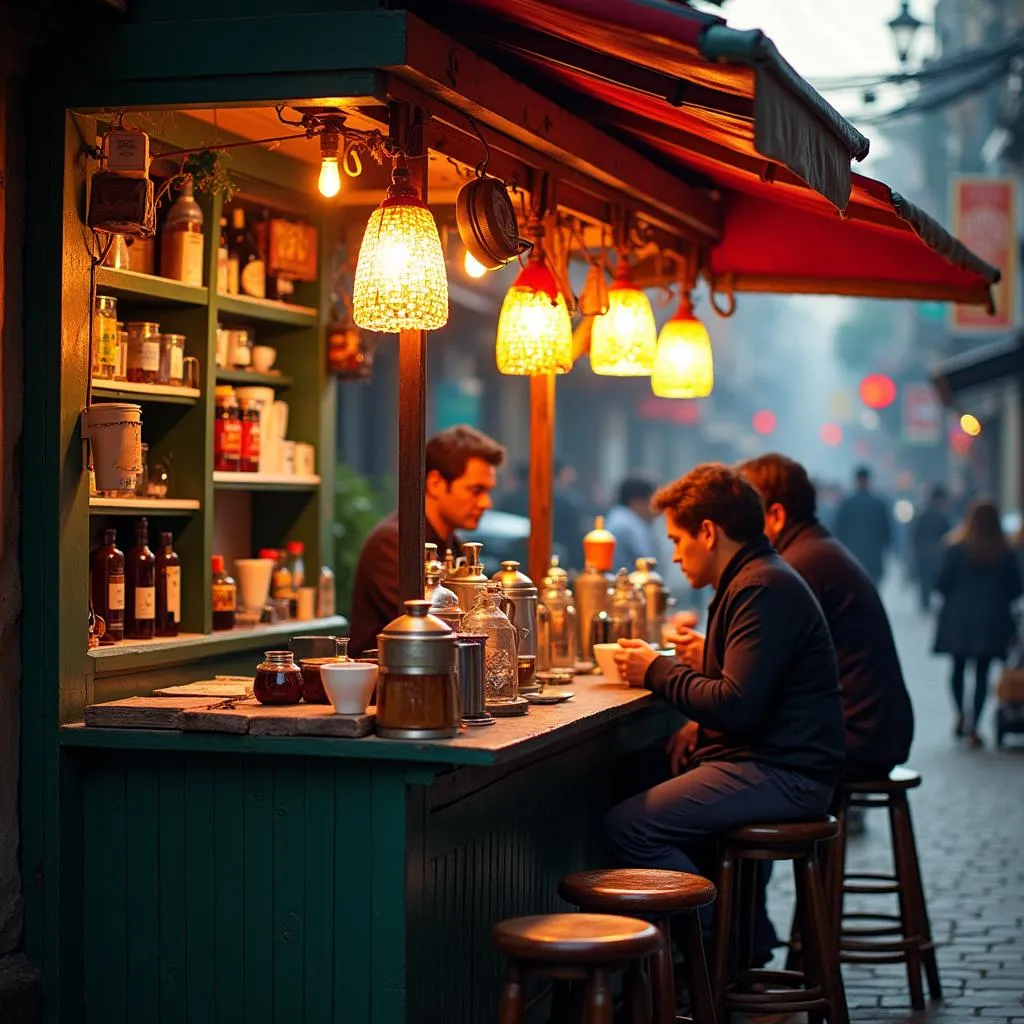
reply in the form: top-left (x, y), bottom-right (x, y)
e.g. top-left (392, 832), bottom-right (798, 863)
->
top-left (445, 541), bottom-right (492, 613)
top-left (491, 560), bottom-right (538, 688)
top-left (573, 561), bottom-right (613, 659)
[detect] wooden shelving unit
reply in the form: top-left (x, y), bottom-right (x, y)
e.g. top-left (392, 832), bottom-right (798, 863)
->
top-left (216, 292), bottom-right (318, 327)
top-left (95, 266), bottom-right (208, 306)
top-left (89, 496), bottom-right (201, 515)
top-left (213, 471), bottom-right (320, 491)
top-left (215, 368), bottom-right (292, 390)
top-left (90, 379), bottom-right (201, 405)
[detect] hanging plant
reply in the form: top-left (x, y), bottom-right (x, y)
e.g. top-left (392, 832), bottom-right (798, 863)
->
top-left (183, 148), bottom-right (235, 202)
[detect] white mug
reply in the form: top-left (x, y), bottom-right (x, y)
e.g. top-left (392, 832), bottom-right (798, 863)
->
top-left (294, 443), bottom-right (315, 477)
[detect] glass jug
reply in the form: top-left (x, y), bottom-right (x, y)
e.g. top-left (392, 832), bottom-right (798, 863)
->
top-left (461, 583), bottom-right (519, 705)
top-left (609, 568), bottom-right (642, 640)
top-left (539, 556), bottom-right (578, 675)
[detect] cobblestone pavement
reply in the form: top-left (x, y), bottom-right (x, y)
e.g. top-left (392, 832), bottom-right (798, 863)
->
top-left (763, 581), bottom-right (1024, 1024)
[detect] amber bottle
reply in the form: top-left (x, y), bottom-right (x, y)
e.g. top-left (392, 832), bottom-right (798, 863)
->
top-left (211, 554), bottom-right (237, 631)
top-left (124, 518), bottom-right (156, 640)
top-left (155, 531), bottom-right (181, 637)
top-left (90, 528), bottom-right (125, 642)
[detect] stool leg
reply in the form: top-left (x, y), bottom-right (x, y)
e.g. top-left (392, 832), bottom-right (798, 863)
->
top-left (649, 921), bottom-right (676, 1024)
top-left (892, 793), bottom-right (942, 1002)
top-left (802, 847), bottom-right (850, 1024)
top-left (678, 910), bottom-right (718, 1024)
top-left (829, 801), bottom-right (849, 956)
top-left (583, 967), bottom-right (613, 1024)
top-left (711, 844), bottom-right (736, 1018)
top-left (622, 958), bottom-right (652, 1024)
top-left (499, 959), bottom-right (525, 1024)
top-left (888, 796), bottom-right (926, 1010)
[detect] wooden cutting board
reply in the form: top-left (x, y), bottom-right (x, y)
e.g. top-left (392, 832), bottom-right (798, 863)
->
top-left (181, 700), bottom-right (374, 738)
top-left (84, 696), bottom-right (228, 730)
top-left (152, 678), bottom-right (253, 699)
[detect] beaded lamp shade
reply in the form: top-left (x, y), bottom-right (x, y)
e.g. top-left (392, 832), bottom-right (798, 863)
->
top-left (589, 259), bottom-right (657, 376)
top-left (495, 257), bottom-right (573, 375)
top-left (651, 294), bottom-right (714, 398)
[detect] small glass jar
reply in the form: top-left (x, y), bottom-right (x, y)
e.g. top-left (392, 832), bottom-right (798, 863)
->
top-left (126, 321), bottom-right (161, 384)
top-left (214, 386), bottom-right (241, 472)
top-left (461, 583), bottom-right (519, 705)
top-left (539, 560), bottom-right (578, 674)
top-left (230, 328), bottom-right (252, 369)
top-left (115, 324), bottom-right (128, 381)
top-left (158, 333), bottom-right (186, 386)
top-left (93, 295), bottom-right (119, 380)
top-left (253, 650), bottom-right (303, 705)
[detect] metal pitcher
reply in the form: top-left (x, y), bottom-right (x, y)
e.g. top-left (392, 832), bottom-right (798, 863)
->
top-left (445, 541), bottom-right (492, 613)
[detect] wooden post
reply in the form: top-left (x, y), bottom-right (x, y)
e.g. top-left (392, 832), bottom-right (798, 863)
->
top-left (528, 373), bottom-right (555, 586)
top-left (397, 105), bottom-right (428, 604)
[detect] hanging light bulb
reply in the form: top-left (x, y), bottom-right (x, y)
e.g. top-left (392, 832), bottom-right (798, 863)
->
top-left (464, 249), bottom-right (488, 279)
top-left (589, 257), bottom-right (658, 376)
top-left (353, 159), bottom-right (449, 332)
top-left (651, 292), bottom-right (714, 398)
top-left (495, 229), bottom-right (573, 376)
top-left (318, 128), bottom-right (342, 198)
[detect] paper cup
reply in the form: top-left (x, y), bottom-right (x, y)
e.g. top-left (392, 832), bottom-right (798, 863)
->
top-left (82, 403), bottom-right (142, 492)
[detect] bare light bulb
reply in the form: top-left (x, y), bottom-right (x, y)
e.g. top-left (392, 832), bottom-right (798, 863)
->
top-left (318, 156), bottom-right (342, 198)
top-left (464, 250), bottom-right (488, 279)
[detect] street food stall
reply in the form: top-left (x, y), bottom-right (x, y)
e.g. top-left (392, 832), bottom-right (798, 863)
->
top-left (22, 2), bottom-right (997, 1022)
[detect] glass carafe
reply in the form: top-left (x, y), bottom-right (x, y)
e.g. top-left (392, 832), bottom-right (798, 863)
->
top-left (461, 583), bottom-right (518, 705)
top-left (539, 557), bottom-right (578, 674)
top-left (610, 568), bottom-right (642, 640)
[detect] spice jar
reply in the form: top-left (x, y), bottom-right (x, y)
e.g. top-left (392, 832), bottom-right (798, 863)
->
top-left (253, 650), bottom-right (303, 705)
top-left (376, 600), bottom-right (460, 739)
top-left (157, 333), bottom-right (186, 386)
top-left (229, 329), bottom-right (252, 369)
top-left (93, 296), bottom-right (119, 380)
top-left (214, 386), bottom-right (241, 471)
top-left (240, 401), bottom-right (261, 472)
top-left (461, 583), bottom-right (519, 706)
top-left (126, 321), bottom-right (161, 384)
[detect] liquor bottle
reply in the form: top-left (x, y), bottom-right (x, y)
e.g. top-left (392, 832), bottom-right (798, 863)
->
top-left (155, 531), bottom-right (181, 637)
top-left (160, 176), bottom-right (205, 287)
top-left (91, 528), bottom-right (125, 642)
top-left (217, 216), bottom-right (230, 294)
top-left (229, 207), bottom-right (265, 299)
top-left (211, 554), bottom-right (237, 631)
top-left (124, 518), bottom-right (156, 640)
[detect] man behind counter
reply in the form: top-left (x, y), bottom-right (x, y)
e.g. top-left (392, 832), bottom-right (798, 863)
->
top-left (349, 425), bottom-right (506, 655)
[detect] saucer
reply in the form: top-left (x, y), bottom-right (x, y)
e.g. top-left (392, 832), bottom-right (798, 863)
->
top-left (524, 690), bottom-right (574, 705)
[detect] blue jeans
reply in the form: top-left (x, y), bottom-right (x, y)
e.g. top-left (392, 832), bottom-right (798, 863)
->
top-left (604, 759), bottom-right (834, 955)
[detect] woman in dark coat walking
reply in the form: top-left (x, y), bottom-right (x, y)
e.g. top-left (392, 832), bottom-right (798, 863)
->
top-left (934, 500), bottom-right (1022, 746)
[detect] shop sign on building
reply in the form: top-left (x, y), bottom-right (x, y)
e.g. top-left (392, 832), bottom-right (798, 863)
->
top-left (902, 382), bottom-right (943, 445)
top-left (950, 176), bottom-right (1017, 333)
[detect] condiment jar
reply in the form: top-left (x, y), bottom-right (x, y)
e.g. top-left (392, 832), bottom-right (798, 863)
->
top-left (230, 328), bottom-right (253, 369)
top-left (583, 515), bottom-right (617, 572)
top-left (376, 599), bottom-right (460, 739)
top-left (253, 650), bottom-right (303, 705)
top-left (214, 385), bottom-right (241, 472)
top-left (157, 333), bottom-right (186, 386)
top-left (461, 583), bottom-right (519, 706)
top-left (125, 321), bottom-right (161, 384)
top-left (93, 295), bottom-right (119, 380)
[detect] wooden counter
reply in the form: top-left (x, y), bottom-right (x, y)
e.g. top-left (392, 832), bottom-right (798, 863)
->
top-left (58, 680), bottom-right (676, 1024)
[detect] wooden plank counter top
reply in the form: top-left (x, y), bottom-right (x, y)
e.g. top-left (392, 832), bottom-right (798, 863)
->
top-left (61, 677), bottom-right (666, 767)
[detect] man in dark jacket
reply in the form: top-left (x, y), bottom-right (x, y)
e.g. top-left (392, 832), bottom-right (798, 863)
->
top-left (608, 464), bottom-right (845, 953)
top-left (835, 466), bottom-right (892, 585)
top-left (739, 454), bottom-right (914, 781)
top-left (911, 485), bottom-right (952, 613)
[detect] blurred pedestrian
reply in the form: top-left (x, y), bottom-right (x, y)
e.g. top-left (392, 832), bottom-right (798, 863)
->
top-left (835, 466), bottom-right (892, 586)
top-left (933, 499), bottom-right (1022, 747)
top-left (911, 484), bottom-right (952, 613)
top-left (552, 460), bottom-right (589, 572)
top-left (604, 476), bottom-right (659, 571)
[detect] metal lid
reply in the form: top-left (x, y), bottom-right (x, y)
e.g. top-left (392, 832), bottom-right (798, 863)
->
top-left (491, 560), bottom-right (537, 594)
top-left (380, 599), bottom-right (453, 639)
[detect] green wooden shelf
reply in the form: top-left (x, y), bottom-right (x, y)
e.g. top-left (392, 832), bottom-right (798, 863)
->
top-left (215, 368), bottom-right (293, 390)
top-left (91, 379), bottom-right (201, 405)
top-left (216, 292), bottom-right (319, 327)
top-left (95, 266), bottom-right (209, 306)
top-left (89, 496), bottom-right (201, 515)
top-left (213, 471), bottom-right (321, 491)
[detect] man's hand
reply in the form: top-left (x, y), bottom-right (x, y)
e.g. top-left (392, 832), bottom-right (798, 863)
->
top-left (664, 628), bottom-right (705, 671)
top-left (612, 639), bottom-right (662, 688)
top-left (668, 609), bottom-right (700, 631)
top-left (665, 720), bottom-right (700, 775)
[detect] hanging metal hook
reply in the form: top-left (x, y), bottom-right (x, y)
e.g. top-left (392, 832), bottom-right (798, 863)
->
top-left (466, 116), bottom-right (491, 178)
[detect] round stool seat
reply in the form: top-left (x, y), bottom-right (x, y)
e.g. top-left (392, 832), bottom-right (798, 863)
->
top-left (492, 913), bottom-right (661, 964)
top-left (725, 816), bottom-right (838, 844)
top-left (559, 868), bottom-right (716, 915)
top-left (843, 766), bottom-right (921, 795)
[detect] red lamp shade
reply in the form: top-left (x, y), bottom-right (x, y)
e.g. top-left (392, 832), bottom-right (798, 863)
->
top-left (859, 373), bottom-right (897, 410)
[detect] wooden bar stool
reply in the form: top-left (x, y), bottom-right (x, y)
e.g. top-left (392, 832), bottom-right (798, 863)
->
top-left (492, 913), bottom-right (662, 1024)
top-left (835, 767), bottom-right (942, 1010)
top-left (558, 868), bottom-right (718, 1024)
top-left (712, 818), bottom-right (849, 1024)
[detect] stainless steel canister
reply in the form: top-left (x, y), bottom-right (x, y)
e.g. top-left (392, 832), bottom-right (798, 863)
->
top-left (456, 633), bottom-right (494, 726)
top-left (573, 563), bottom-right (613, 659)
top-left (490, 560), bottom-right (538, 686)
top-left (629, 558), bottom-right (668, 646)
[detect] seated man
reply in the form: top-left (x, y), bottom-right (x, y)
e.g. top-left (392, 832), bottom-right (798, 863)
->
top-left (608, 464), bottom-right (845, 957)
top-left (737, 454), bottom-right (914, 784)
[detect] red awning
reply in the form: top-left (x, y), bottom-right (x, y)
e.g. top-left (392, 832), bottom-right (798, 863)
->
top-left (412, 0), bottom-right (1000, 308)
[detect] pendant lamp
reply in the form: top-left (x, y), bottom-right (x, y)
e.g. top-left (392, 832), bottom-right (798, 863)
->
top-left (651, 292), bottom-right (714, 398)
top-left (589, 257), bottom-right (658, 376)
top-left (494, 242), bottom-right (573, 376)
top-left (353, 161), bottom-right (448, 332)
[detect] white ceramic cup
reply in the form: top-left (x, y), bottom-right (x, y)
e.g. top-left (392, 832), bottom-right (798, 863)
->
top-left (296, 586), bottom-right (316, 621)
top-left (251, 345), bottom-right (277, 373)
top-left (282, 441), bottom-right (296, 476)
top-left (319, 661), bottom-right (378, 715)
top-left (294, 443), bottom-right (315, 477)
top-left (234, 558), bottom-right (274, 616)
top-left (82, 403), bottom-right (143, 492)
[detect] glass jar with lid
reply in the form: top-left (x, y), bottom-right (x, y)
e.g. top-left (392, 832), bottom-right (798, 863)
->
top-left (126, 321), bottom-right (161, 384)
top-left (461, 583), bottom-right (519, 705)
top-left (92, 295), bottom-right (119, 380)
top-left (253, 650), bottom-right (303, 705)
top-left (539, 556), bottom-right (578, 675)
top-left (157, 333), bottom-right (186, 386)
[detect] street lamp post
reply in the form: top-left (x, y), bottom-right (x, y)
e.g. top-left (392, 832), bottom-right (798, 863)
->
top-left (888, 1), bottom-right (924, 66)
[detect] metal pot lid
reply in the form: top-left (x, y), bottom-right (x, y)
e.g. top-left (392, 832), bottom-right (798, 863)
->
top-left (491, 560), bottom-right (537, 594)
top-left (380, 599), bottom-right (454, 638)
top-left (456, 177), bottom-right (520, 270)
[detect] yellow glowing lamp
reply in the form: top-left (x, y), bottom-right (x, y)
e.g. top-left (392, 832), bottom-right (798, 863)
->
top-left (960, 413), bottom-right (982, 437)
top-left (589, 259), bottom-right (658, 376)
top-left (651, 294), bottom-right (714, 398)
top-left (464, 249), bottom-right (488, 279)
top-left (353, 164), bottom-right (449, 333)
top-left (495, 252), bottom-right (573, 376)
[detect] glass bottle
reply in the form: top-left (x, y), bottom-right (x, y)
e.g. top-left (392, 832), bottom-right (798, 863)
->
top-left (539, 557), bottom-right (578, 674)
top-left (461, 583), bottom-right (519, 705)
top-left (609, 568), bottom-right (642, 641)
top-left (271, 549), bottom-right (293, 604)
top-left (240, 400), bottom-right (261, 472)
top-left (229, 207), bottom-right (265, 299)
top-left (126, 321), bottom-right (161, 384)
top-left (160, 176), bottom-right (205, 287)
top-left (155, 530), bottom-right (181, 637)
top-left (211, 554), bottom-right (236, 631)
top-left (286, 541), bottom-right (305, 590)
top-left (217, 216), bottom-right (229, 294)
top-left (583, 515), bottom-right (617, 573)
top-left (157, 333), bottom-right (186, 386)
top-left (214, 386), bottom-right (241, 472)
top-left (115, 324), bottom-right (129, 381)
top-left (253, 650), bottom-right (303, 705)
top-left (317, 565), bottom-right (336, 618)
top-left (124, 517), bottom-right (156, 640)
top-left (90, 528), bottom-right (124, 642)
top-left (93, 295), bottom-right (118, 380)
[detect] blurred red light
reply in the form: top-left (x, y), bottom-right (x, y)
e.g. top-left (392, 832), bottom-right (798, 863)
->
top-left (820, 422), bottom-right (843, 446)
top-left (752, 410), bottom-right (777, 435)
top-left (859, 373), bottom-right (897, 410)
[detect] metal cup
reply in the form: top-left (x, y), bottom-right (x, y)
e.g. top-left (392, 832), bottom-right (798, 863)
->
top-left (456, 633), bottom-right (494, 726)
